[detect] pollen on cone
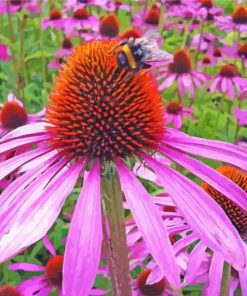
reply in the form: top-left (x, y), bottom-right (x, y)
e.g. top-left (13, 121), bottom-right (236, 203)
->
top-left (202, 166), bottom-right (247, 234)
top-left (1, 101), bottom-right (28, 129)
top-left (47, 41), bottom-right (165, 161)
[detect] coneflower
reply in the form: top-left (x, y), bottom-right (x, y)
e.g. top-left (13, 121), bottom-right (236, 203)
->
top-left (0, 40), bottom-right (246, 296)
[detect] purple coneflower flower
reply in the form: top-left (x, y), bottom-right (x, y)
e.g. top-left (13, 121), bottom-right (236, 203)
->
top-left (209, 64), bottom-right (247, 99)
top-left (164, 0), bottom-right (197, 15)
top-left (158, 49), bottom-right (209, 97)
top-left (9, 235), bottom-right (106, 295)
top-left (216, 6), bottom-right (247, 33)
top-left (165, 102), bottom-right (194, 129)
top-left (77, 13), bottom-right (120, 40)
top-left (49, 39), bottom-right (74, 70)
top-left (42, 9), bottom-right (67, 31)
top-left (0, 93), bottom-right (45, 136)
top-left (195, 0), bottom-right (223, 22)
top-left (0, 0), bottom-right (40, 15)
top-left (64, 8), bottom-right (99, 36)
top-left (132, 4), bottom-right (161, 30)
top-left (0, 40), bottom-right (247, 296)
top-left (234, 107), bottom-right (247, 126)
top-left (0, 44), bottom-right (10, 62)
top-left (191, 33), bottom-right (219, 53)
top-left (197, 55), bottom-right (217, 67)
top-left (221, 42), bottom-right (247, 68)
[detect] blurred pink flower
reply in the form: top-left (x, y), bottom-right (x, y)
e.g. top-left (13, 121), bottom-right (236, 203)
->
top-left (0, 0), bottom-right (39, 15)
top-left (165, 102), bottom-right (194, 129)
top-left (221, 42), bottom-right (247, 68)
top-left (132, 4), bottom-right (161, 30)
top-left (209, 64), bottom-right (247, 99)
top-left (42, 9), bottom-right (66, 31)
top-left (0, 44), bottom-right (10, 62)
top-left (234, 107), bottom-right (247, 126)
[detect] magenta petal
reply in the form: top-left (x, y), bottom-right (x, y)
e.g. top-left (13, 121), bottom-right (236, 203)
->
top-left (9, 262), bottom-right (44, 272)
top-left (183, 242), bottom-right (207, 285)
top-left (115, 159), bottom-right (181, 289)
top-left (63, 159), bottom-right (102, 296)
top-left (158, 146), bottom-right (247, 212)
top-left (43, 235), bottom-right (56, 256)
top-left (203, 252), bottom-right (224, 295)
top-left (143, 155), bottom-right (247, 270)
top-left (17, 275), bottom-right (49, 294)
top-left (164, 128), bottom-right (247, 170)
top-left (0, 160), bottom-right (83, 263)
top-left (239, 266), bottom-right (247, 294)
top-left (0, 147), bottom-right (52, 180)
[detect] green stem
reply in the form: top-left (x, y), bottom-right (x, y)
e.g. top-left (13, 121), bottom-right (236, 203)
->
top-left (18, 14), bottom-right (27, 102)
top-left (194, 21), bottom-right (205, 70)
top-left (220, 262), bottom-right (231, 296)
top-left (101, 162), bottom-right (132, 296)
top-left (6, 3), bottom-right (20, 97)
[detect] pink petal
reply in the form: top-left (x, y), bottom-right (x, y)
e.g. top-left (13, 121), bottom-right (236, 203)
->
top-left (239, 266), bottom-right (247, 294)
top-left (163, 128), bottom-right (247, 170)
top-left (0, 160), bottom-right (83, 263)
top-left (115, 159), bottom-right (181, 289)
top-left (158, 74), bottom-right (176, 90)
top-left (143, 155), bottom-right (247, 270)
top-left (63, 159), bottom-right (102, 296)
top-left (203, 252), bottom-right (224, 295)
top-left (173, 115), bottom-right (183, 129)
top-left (210, 76), bottom-right (220, 92)
top-left (17, 275), bottom-right (49, 294)
top-left (9, 262), bottom-right (44, 272)
top-left (43, 235), bottom-right (56, 256)
top-left (158, 146), bottom-right (247, 212)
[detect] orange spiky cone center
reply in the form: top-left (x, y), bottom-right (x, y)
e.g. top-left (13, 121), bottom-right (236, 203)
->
top-left (47, 41), bottom-right (165, 161)
top-left (45, 255), bottom-right (64, 287)
top-left (0, 285), bottom-right (21, 296)
top-left (1, 101), bottom-right (28, 129)
top-left (232, 6), bottom-right (247, 24)
top-left (137, 269), bottom-right (167, 295)
top-left (100, 13), bottom-right (120, 38)
top-left (120, 28), bottom-right (142, 40)
top-left (202, 166), bottom-right (247, 234)
top-left (169, 49), bottom-right (192, 74)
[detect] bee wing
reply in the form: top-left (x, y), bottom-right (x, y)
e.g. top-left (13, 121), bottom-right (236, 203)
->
top-left (142, 45), bottom-right (173, 63)
top-left (134, 29), bottom-right (161, 46)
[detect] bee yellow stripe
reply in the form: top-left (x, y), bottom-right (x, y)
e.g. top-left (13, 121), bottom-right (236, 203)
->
top-left (122, 45), bottom-right (137, 70)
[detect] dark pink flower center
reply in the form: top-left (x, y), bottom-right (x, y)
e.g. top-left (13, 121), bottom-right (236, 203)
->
top-left (1, 101), bottom-right (28, 129)
top-left (137, 269), bottom-right (166, 296)
top-left (0, 285), bottom-right (21, 296)
top-left (232, 6), bottom-right (247, 24)
top-left (202, 56), bottom-right (211, 64)
top-left (10, 0), bottom-right (22, 5)
top-left (166, 102), bottom-right (182, 115)
top-left (73, 9), bottom-right (89, 20)
top-left (62, 38), bottom-right (73, 49)
top-left (169, 49), bottom-right (192, 74)
top-left (49, 9), bottom-right (62, 20)
top-left (145, 7), bottom-right (160, 25)
top-left (238, 43), bottom-right (247, 59)
top-left (100, 13), bottom-right (120, 38)
top-left (219, 64), bottom-right (239, 77)
top-left (213, 48), bottom-right (222, 57)
top-left (45, 255), bottom-right (64, 287)
top-left (199, 0), bottom-right (214, 9)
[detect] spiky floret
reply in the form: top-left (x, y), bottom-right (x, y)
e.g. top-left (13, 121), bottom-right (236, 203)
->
top-left (47, 41), bottom-right (164, 161)
top-left (0, 285), bottom-right (21, 296)
top-left (202, 166), bottom-right (247, 234)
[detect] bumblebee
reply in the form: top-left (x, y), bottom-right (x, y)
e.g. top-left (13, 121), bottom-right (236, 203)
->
top-left (112, 29), bottom-right (172, 71)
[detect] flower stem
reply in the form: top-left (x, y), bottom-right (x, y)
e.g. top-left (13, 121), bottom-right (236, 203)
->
top-left (220, 262), bottom-right (231, 296)
top-left (101, 162), bottom-right (132, 296)
top-left (194, 21), bottom-right (205, 70)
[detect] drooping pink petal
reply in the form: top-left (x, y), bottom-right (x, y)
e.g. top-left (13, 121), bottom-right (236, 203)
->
top-left (159, 74), bottom-right (176, 90)
top-left (210, 76), bottom-right (220, 92)
top-left (0, 147), bottom-right (53, 180)
top-left (158, 146), bottom-right (247, 212)
top-left (17, 275), bottom-right (49, 294)
top-left (173, 115), bottom-right (183, 129)
top-left (143, 154), bottom-right (247, 270)
top-left (43, 235), bottom-right (56, 256)
top-left (63, 159), bottom-right (102, 296)
top-left (183, 242), bottom-right (207, 285)
top-left (203, 252), bottom-right (224, 295)
top-left (0, 160), bottom-right (83, 263)
top-left (163, 128), bottom-right (247, 170)
top-left (9, 262), bottom-right (45, 272)
top-left (115, 159), bottom-right (181, 289)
